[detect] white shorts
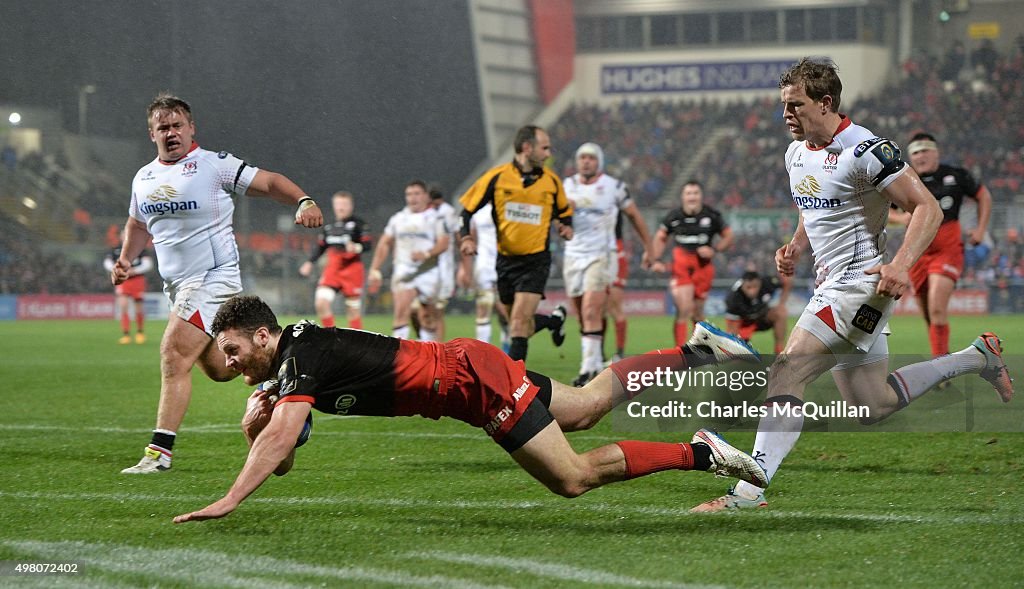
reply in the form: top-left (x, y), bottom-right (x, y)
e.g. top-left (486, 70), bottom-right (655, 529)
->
top-left (475, 257), bottom-right (497, 292)
top-left (562, 252), bottom-right (615, 298)
top-left (795, 280), bottom-right (893, 369)
top-left (164, 268), bottom-right (242, 337)
top-left (392, 265), bottom-right (441, 304)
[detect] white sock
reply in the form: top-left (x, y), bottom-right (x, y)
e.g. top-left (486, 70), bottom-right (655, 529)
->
top-left (419, 328), bottom-right (436, 342)
top-left (734, 395), bottom-right (805, 499)
top-left (888, 345), bottom-right (987, 407)
top-left (581, 335), bottom-right (602, 373)
top-left (393, 325), bottom-right (410, 339)
top-left (475, 320), bottom-right (492, 343)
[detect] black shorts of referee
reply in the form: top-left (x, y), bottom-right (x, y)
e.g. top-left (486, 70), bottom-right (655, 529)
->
top-left (496, 251), bottom-right (551, 306)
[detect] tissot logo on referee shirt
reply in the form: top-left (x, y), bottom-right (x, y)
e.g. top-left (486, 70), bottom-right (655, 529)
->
top-left (504, 202), bottom-right (542, 225)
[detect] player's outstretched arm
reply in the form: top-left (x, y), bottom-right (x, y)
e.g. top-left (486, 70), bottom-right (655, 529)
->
top-left (173, 401), bottom-right (310, 523)
top-left (246, 170), bottom-right (324, 228)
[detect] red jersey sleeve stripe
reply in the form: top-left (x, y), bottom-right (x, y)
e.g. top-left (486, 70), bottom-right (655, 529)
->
top-left (275, 395), bottom-right (315, 408)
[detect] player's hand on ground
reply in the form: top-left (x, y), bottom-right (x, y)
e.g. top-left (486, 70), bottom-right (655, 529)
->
top-left (776, 243), bottom-right (800, 276)
top-left (696, 245), bottom-right (715, 260)
top-left (173, 497), bottom-right (239, 523)
top-left (111, 258), bottom-right (132, 285)
top-left (865, 263), bottom-right (911, 299)
top-left (459, 237), bottom-right (477, 256)
top-left (298, 261), bottom-right (314, 277)
top-left (295, 202), bottom-right (324, 228)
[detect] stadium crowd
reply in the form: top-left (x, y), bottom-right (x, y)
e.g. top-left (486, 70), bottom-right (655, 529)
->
top-left (2, 47), bottom-right (1022, 297)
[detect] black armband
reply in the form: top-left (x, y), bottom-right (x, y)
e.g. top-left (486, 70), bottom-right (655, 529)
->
top-left (459, 208), bottom-right (474, 239)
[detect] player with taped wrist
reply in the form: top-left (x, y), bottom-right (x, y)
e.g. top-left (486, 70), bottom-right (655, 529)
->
top-left (117, 93), bottom-right (323, 474)
top-left (691, 58), bottom-right (1013, 513)
top-left (173, 295), bottom-right (766, 523)
top-left (299, 191), bottom-right (372, 329)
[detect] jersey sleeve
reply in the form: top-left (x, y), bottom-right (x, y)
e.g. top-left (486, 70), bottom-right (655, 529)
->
top-left (129, 184), bottom-right (143, 222)
top-left (214, 151), bottom-right (260, 195)
top-left (853, 137), bottom-right (907, 191)
top-left (459, 168), bottom-right (500, 214)
top-left (275, 339), bottom-right (320, 406)
top-left (356, 217), bottom-right (373, 251)
top-left (713, 209), bottom-right (728, 234)
top-left (660, 210), bottom-right (676, 232)
top-left (960, 168), bottom-right (983, 199)
top-left (383, 212), bottom-right (399, 238)
top-left (551, 174), bottom-right (573, 222)
top-left (615, 180), bottom-right (633, 209)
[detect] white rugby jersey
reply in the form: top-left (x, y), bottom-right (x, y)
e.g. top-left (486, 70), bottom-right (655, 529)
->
top-left (785, 118), bottom-right (907, 288)
top-left (562, 173), bottom-right (631, 257)
top-left (433, 200), bottom-right (459, 283)
top-left (130, 145), bottom-right (258, 285)
top-left (471, 203), bottom-right (497, 275)
top-left (383, 206), bottom-right (446, 275)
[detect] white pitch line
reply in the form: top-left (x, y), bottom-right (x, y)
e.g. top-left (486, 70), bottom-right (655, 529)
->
top-left (0, 422), bottom-right (622, 442)
top-left (407, 550), bottom-right (720, 589)
top-left (1, 490), bottom-right (1019, 526)
top-left (4, 540), bottom-right (512, 589)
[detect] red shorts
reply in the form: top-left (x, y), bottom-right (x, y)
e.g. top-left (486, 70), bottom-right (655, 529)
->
top-left (910, 221), bottom-right (963, 294)
top-left (319, 261), bottom-right (364, 297)
top-left (726, 317), bottom-right (773, 341)
top-left (441, 339), bottom-right (542, 447)
top-left (613, 238), bottom-right (628, 288)
top-left (670, 249), bottom-right (714, 299)
top-left (115, 275), bottom-right (145, 299)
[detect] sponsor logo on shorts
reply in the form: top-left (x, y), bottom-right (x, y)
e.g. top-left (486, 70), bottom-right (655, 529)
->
top-left (484, 405), bottom-right (514, 435)
top-left (852, 304), bottom-right (882, 334)
top-left (335, 394), bottom-right (357, 415)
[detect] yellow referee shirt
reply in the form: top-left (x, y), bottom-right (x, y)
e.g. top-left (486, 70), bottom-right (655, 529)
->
top-left (459, 161), bottom-right (572, 256)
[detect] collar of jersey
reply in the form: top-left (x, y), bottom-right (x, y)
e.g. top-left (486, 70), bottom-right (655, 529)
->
top-left (158, 142), bottom-right (200, 165)
top-left (805, 116), bottom-right (851, 153)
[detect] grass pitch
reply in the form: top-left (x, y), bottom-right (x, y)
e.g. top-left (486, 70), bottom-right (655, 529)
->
top-left (0, 313), bottom-right (1022, 588)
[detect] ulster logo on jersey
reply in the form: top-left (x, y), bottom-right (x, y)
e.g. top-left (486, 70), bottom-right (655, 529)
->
top-left (182, 161), bottom-right (198, 177)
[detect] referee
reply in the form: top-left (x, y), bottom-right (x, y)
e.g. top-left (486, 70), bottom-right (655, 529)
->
top-left (459, 125), bottom-right (573, 361)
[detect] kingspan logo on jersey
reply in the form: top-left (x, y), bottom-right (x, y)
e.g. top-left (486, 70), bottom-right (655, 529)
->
top-left (140, 184), bottom-right (200, 216)
top-left (792, 175), bottom-right (841, 209)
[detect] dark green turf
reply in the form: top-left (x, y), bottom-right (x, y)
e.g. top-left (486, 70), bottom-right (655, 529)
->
top-left (0, 314), bottom-right (1021, 588)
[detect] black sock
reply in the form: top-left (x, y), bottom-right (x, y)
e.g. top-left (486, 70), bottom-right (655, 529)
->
top-left (691, 442), bottom-right (712, 471)
top-left (533, 313), bottom-right (556, 332)
top-left (151, 430), bottom-right (175, 451)
top-left (509, 337), bottom-right (529, 361)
